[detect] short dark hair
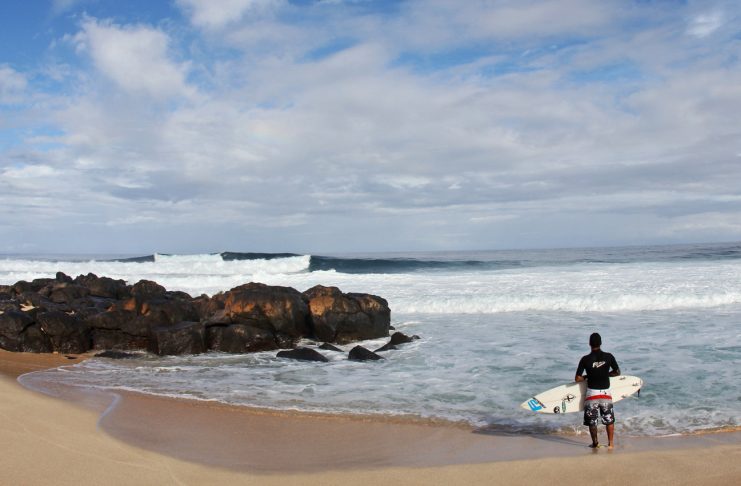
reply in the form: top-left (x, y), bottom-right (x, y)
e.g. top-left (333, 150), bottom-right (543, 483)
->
top-left (589, 333), bottom-right (602, 347)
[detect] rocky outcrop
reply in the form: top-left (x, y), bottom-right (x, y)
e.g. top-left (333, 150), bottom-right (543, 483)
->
top-left (304, 285), bottom-right (390, 344)
top-left (0, 273), bottom-right (392, 357)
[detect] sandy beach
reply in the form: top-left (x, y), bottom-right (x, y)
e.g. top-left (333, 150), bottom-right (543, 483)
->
top-left (1, 350), bottom-right (739, 485)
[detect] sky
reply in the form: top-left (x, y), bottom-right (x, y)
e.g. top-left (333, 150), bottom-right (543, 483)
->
top-left (1, 0), bottom-right (740, 254)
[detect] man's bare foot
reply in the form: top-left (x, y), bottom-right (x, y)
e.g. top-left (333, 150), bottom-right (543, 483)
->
top-left (607, 444), bottom-right (614, 450)
top-left (589, 443), bottom-right (600, 448)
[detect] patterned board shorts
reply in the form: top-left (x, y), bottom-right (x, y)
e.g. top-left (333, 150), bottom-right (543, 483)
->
top-left (583, 394), bottom-right (615, 426)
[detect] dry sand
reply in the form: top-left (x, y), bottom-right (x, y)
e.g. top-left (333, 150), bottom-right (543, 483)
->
top-left (1, 349), bottom-right (739, 485)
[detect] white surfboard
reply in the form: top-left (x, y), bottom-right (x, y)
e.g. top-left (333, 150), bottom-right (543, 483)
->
top-left (520, 375), bottom-right (643, 414)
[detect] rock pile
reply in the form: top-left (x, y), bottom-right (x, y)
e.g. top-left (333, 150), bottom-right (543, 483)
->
top-left (0, 275), bottom-right (391, 357)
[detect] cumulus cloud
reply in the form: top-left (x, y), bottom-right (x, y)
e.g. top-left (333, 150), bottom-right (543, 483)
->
top-left (1, 1), bottom-right (741, 252)
top-left (71, 19), bottom-right (194, 99)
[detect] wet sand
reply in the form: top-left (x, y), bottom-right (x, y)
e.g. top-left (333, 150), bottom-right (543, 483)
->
top-left (2, 349), bottom-right (740, 485)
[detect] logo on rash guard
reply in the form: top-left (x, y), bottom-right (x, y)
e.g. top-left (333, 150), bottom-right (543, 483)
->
top-left (592, 361), bottom-right (606, 368)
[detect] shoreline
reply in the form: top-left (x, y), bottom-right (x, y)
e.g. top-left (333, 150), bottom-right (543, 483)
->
top-left (2, 350), bottom-right (741, 483)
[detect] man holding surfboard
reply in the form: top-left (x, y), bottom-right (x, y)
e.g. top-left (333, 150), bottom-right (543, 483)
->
top-left (575, 332), bottom-right (620, 449)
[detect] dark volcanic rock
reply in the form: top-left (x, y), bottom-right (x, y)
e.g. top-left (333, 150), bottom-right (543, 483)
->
top-left (0, 299), bottom-right (21, 313)
top-left (375, 332), bottom-right (419, 352)
top-left (206, 324), bottom-right (278, 353)
top-left (90, 329), bottom-right (148, 351)
top-left (139, 298), bottom-right (199, 328)
top-left (2, 273), bottom-right (394, 357)
top-left (0, 310), bottom-right (34, 351)
top-left (374, 343), bottom-right (397, 352)
top-left (304, 285), bottom-right (390, 344)
top-left (49, 283), bottom-right (90, 304)
top-left (148, 321), bottom-right (205, 356)
top-left (192, 293), bottom-right (225, 320)
top-left (85, 310), bottom-right (148, 350)
top-left (319, 342), bottom-right (343, 352)
top-left (17, 292), bottom-right (55, 312)
top-left (224, 283), bottom-right (310, 339)
top-left (348, 345), bottom-right (384, 361)
top-left (75, 273), bottom-right (129, 299)
top-left (131, 280), bottom-right (167, 300)
top-left (276, 347), bottom-right (329, 362)
top-left (37, 311), bottom-right (90, 353)
top-left (21, 323), bottom-right (53, 353)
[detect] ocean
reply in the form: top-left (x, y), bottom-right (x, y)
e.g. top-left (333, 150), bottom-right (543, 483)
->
top-left (4, 242), bottom-right (741, 437)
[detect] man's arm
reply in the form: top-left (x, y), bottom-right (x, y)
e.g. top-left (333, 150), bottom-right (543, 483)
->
top-left (609, 354), bottom-right (621, 377)
top-left (575, 357), bottom-right (586, 382)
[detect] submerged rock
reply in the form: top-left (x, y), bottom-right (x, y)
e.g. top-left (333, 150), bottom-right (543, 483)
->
top-left (276, 347), bottom-right (329, 362)
top-left (319, 342), bottom-right (343, 352)
top-left (348, 345), bottom-right (384, 361)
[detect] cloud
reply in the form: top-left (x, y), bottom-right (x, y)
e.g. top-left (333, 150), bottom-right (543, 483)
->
top-left (2, 2), bottom-right (741, 252)
top-left (51, 0), bottom-right (89, 15)
top-left (0, 65), bottom-right (28, 104)
top-left (687, 10), bottom-right (725, 38)
top-left (176, 0), bottom-right (283, 29)
top-left (71, 18), bottom-right (194, 99)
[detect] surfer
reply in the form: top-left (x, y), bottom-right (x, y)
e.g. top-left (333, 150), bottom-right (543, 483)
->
top-left (575, 332), bottom-right (620, 449)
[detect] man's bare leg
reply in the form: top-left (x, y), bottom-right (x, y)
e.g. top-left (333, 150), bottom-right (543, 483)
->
top-left (606, 423), bottom-right (615, 449)
top-left (589, 425), bottom-right (599, 447)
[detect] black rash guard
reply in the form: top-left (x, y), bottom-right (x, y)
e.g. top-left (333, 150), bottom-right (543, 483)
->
top-left (576, 350), bottom-right (620, 390)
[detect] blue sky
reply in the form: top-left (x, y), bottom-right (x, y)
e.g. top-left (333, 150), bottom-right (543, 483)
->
top-left (1, 0), bottom-right (740, 254)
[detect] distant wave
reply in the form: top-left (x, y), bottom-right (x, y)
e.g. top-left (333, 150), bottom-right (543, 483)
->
top-left (105, 242), bottom-right (741, 275)
top-left (109, 252), bottom-right (513, 274)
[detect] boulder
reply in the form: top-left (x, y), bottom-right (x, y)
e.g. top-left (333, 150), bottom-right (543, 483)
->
top-left (21, 323), bottom-right (53, 353)
top-left (148, 321), bottom-right (205, 356)
top-left (17, 292), bottom-right (55, 312)
top-left (0, 299), bottom-right (21, 313)
top-left (131, 280), bottom-right (167, 301)
top-left (139, 298), bottom-right (199, 327)
top-left (90, 329), bottom-right (148, 351)
top-left (85, 310), bottom-right (148, 350)
top-left (192, 293), bottom-right (225, 320)
top-left (304, 286), bottom-right (390, 344)
top-left (0, 310), bottom-right (34, 351)
top-left (206, 324), bottom-right (278, 353)
top-left (55, 272), bottom-right (74, 284)
top-left (348, 345), bottom-right (384, 361)
top-left (75, 273), bottom-right (129, 299)
top-left (276, 347), bottom-right (329, 362)
top-left (49, 283), bottom-right (90, 304)
top-left (224, 283), bottom-right (310, 339)
top-left (37, 311), bottom-right (91, 353)
top-left (376, 332), bottom-right (419, 352)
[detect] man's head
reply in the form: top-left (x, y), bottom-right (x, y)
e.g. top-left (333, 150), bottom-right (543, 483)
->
top-left (589, 332), bottom-right (602, 349)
